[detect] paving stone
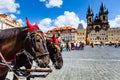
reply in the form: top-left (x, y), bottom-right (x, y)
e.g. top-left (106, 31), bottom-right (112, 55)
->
top-left (6, 46), bottom-right (120, 80)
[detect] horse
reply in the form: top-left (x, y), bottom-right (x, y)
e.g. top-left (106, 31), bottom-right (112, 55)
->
top-left (0, 27), bottom-right (48, 80)
top-left (12, 49), bottom-right (50, 80)
top-left (12, 34), bottom-right (63, 80)
top-left (46, 39), bottom-right (63, 69)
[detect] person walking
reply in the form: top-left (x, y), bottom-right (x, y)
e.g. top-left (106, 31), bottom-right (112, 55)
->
top-left (76, 42), bottom-right (80, 50)
top-left (66, 42), bottom-right (70, 51)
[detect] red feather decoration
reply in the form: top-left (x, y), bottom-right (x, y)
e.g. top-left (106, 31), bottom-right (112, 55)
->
top-left (26, 17), bottom-right (39, 32)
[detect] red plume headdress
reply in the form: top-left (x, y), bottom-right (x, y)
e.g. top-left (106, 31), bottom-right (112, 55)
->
top-left (51, 34), bottom-right (61, 43)
top-left (26, 17), bottom-right (39, 32)
top-left (52, 34), bottom-right (58, 43)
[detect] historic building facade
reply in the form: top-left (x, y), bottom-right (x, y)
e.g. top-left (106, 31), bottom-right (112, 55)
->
top-left (46, 26), bottom-right (77, 42)
top-left (46, 25), bottom-right (86, 43)
top-left (0, 14), bottom-right (22, 30)
top-left (46, 3), bottom-right (120, 44)
top-left (77, 23), bottom-right (86, 43)
top-left (86, 3), bottom-right (110, 44)
top-left (108, 28), bottom-right (120, 43)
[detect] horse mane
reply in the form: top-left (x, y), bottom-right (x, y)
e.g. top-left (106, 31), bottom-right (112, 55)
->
top-left (0, 27), bottom-right (28, 42)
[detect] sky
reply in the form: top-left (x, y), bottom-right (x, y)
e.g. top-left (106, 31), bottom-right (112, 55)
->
top-left (0, 0), bottom-right (120, 32)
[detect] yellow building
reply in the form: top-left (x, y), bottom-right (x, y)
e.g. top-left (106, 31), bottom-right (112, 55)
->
top-left (77, 23), bottom-right (86, 43)
top-left (108, 28), bottom-right (120, 43)
top-left (0, 14), bottom-right (22, 30)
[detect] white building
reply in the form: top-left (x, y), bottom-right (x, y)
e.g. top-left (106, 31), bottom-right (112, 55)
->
top-left (46, 26), bottom-right (77, 42)
top-left (0, 14), bottom-right (22, 30)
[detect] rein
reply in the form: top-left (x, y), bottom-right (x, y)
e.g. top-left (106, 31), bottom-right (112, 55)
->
top-left (0, 52), bottom-right (20, 79)
top-left (24, 31), bottom-right (49, 61)
top-left (22, 50), bottom-right (49, 60)
top-left (48, 43), bottom-right (61, 52)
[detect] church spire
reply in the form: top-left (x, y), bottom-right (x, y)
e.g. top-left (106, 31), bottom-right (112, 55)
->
top-left (99, 2), bottom-right (108, 14)
top-left (86, 5), bottom-right (93, 18)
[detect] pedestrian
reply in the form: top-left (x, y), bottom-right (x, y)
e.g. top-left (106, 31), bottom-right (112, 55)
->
top-left (80, 42), bottom-right (82, 50)
top-left (66, 42), bottom-right (70, 51)
top-left (82, 42), bottom-right (84, 50)
top-left (76, 42), bottom-right (80, 50)
top-left (91, 42), bottom-right (94, 48)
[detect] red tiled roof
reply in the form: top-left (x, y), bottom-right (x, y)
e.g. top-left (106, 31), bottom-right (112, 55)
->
top-left (49, 26), bottom-right (75, 32)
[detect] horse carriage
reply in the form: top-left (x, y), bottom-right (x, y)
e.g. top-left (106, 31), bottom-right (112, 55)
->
top-left (0, 18), bottom-right (63, 80)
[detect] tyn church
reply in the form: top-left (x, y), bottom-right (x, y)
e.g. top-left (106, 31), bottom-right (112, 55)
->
top-left (86, 2), bottom-right (110, 44)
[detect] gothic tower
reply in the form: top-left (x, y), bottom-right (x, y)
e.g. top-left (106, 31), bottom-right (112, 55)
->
top-left (86, 5), bottom-right (94, 45)
top-left (99, 2), bottom-right (109, 30)
top-left (86, 2), bottom-right (110, 45)
top-left (86, 5), bottom-right (94, 34)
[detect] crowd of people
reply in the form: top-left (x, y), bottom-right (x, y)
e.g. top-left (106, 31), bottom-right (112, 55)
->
top-left (61, 41), bottom-right (120, 51)
top-left (61, 41), bottom-right (85, 51)
top-left (90, 41), bottom-right (120, 48)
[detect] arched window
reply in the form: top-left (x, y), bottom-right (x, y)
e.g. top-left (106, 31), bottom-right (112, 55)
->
top-left (89, 18), bottom-right (91, 22)
top-left (103, 16), bottom-right (105, 20)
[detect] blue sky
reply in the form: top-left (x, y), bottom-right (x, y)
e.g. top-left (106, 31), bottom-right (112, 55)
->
top-left (0, 0), bottom-right (120, 32)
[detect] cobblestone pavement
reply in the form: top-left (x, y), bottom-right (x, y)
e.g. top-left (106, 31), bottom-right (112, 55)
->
top-left (7, 46), bottom-right (120, 80)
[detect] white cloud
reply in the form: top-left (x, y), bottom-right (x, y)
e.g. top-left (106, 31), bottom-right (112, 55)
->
top-left (0, 0), bottom-right (20, 13)
top-left (80, 20), bottom-right (87, 29)
top-left (10, 14), bottom-right (16, 19)
top-left (40, 0), bottom-right (63, 8)
top-left (38, 11), bottom-right (87, 32)
top-left (38, 18), bottom-right (55, 32)
top-left (109, 15), bottom-right (120, 28)
top-left (17, 19), bottom-right (24, 25)
top-left (54, 11), bottom-right (80, 29)
top-left (16, 10), bottom-right (20, 14)
top-left (9, 14), bottom-right (23, 26)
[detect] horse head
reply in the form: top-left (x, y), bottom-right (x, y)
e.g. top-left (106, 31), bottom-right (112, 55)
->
top-left (23, 17), bottom-right (49, 66)
top-left (46, 34), bottom-right (63, 69)
top-left (0, 17), bottom-right (49, 80)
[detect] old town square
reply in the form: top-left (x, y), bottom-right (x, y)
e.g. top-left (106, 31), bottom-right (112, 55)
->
top-left (7, 46), bottom-right (120, 80)
top-left (0, 0), bottom-right (120, 80)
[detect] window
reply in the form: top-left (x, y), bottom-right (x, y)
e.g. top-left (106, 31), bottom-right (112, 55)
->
top-left (89, 18), bottom-right (91, 22)
top-left (103, 16), bottom-right (105, 20)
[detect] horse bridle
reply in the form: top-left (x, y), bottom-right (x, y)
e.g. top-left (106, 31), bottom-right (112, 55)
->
top-left (24, 31), bottom-right (49, 61)
top-left (47, 43), bottom-right (61, 63)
